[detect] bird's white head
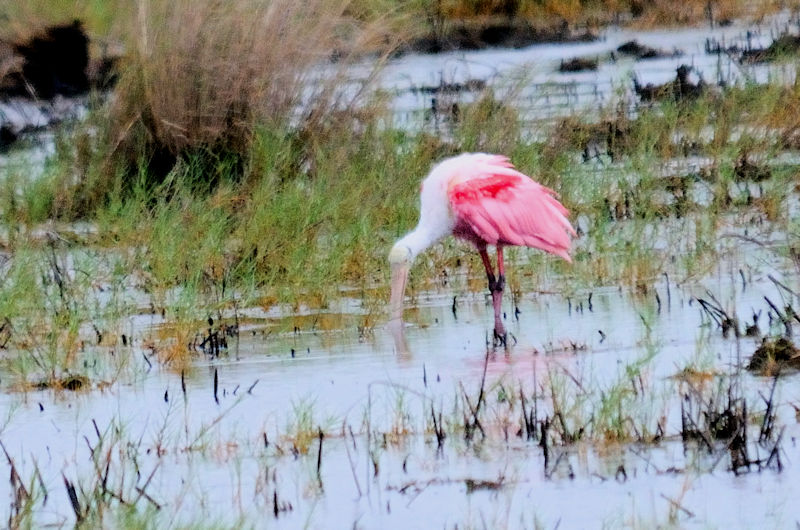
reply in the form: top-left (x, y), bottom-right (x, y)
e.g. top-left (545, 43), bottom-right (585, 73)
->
top-left (388, 222), bottom-right (450, 322)
top-left (388, 156), bottom-right (462, 322)
top-left (388, 242), bottom-right (412, 266)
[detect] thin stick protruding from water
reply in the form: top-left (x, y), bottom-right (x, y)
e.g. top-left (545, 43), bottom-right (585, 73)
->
top-left (213, 368), bottom-right (219, 404)
top-left (62, 473), bottom-right (83, 523)
top-left (316, 428), bottom-right (324, 488)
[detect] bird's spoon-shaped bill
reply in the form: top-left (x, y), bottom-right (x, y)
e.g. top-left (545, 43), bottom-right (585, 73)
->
top-left (389, 261), bottom-right (411, 356)
top-left (389, 261), bottom-right (409, 322)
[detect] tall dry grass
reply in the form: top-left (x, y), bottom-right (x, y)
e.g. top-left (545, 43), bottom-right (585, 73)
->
top-left (108, 0), bottom-right (390, 174)
top-left (417, 0), bottom-right (787, 26)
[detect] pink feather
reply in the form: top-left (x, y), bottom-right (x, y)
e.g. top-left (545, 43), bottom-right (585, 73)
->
top-left (447, 155), bottom-right (576, 261)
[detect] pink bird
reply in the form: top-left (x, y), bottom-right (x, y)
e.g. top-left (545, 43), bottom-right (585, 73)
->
top-left (389, 153), bottom-right (576, 345)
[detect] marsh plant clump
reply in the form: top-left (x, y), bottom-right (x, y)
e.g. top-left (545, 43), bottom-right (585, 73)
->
top-left (747, 336), bottom-right (800, 375)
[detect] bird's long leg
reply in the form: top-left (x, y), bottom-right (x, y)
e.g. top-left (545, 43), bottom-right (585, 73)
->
top-left (479, 247), bottom-right (506, 346)
top-left (493, 246), bottom-right (506, 344)
top-left (497, 245), bottom-right (505, 281)
top-left (479, 247), bottom-right (495, 285)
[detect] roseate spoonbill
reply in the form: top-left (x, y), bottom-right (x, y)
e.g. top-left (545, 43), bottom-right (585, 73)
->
top-left (389, 153), bottom-right (575, 345)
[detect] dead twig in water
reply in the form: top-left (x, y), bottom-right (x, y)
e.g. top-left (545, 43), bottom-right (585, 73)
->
top-left (62, 473), bottom-right (84, 523)
top-left (342, 422), bottom-right (362, 497)
top-left (462, 350), bottom-right (489, 441)
top-left (213, 368), bottom-right (219, 404)
top-left (465, 476), bottom-right (505, 493)
top-left (661, 493), bottom-right (695, 519)
top-left (316, 428), bottom-right (324, 489)
top-left (430, 404), bottom-right (446, 450)
top-left (768, 274), bottom-right (800, 301)
top-left (758, 374), bottom-right (780, 444)
top-left (696, 296), bottom-right (738, 337)
top-left (133, 462), bottom-right (162, 509)
top-left (519, 384), bottom-right (536, 441)
top-left (459, 382), bottom-right (485, 441)
top-left (764, 426), bottom-right (785, 472)
top-left (764, 296), bottom-right (793, 336)
top-left (1, 440), bottom-right (31, 527)
top-left (188, 395), bottom-right (246, 449)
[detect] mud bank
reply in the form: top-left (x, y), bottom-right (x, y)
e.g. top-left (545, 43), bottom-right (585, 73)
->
top-left (0, 20), bottom-right (117, 150)
top-left (401, 17), bottom-right (597, 54)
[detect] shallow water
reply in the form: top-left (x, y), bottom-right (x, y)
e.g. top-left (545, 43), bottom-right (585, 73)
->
top-left (2, 243), bottom-right (800, 527)
top-left (379, 12), bottom-right (799, 130)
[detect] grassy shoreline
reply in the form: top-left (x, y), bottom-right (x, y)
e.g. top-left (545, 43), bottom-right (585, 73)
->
top-left (0, 0), bottom-right (799, 378)
top-left (2, 78), bottom-right (800, 376)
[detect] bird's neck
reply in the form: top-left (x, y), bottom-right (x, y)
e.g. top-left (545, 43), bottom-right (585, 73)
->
top-left (395, 226), bottom-right (442, 261)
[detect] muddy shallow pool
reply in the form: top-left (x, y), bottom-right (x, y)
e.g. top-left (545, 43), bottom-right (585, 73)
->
top-left (2, 244), bottom-right (800, 528)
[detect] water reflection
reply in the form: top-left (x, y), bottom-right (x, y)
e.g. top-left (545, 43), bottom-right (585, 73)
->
top-left (387, 318), bottom-right (411, 358)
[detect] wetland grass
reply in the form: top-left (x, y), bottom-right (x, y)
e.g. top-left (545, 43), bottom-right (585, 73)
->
top-left (4, 72), bottom-right (800, 375)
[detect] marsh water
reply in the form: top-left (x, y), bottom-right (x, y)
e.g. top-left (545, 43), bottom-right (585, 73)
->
top-left (2, 239), bottom-right (800, 527)
top-left (382, 13), bottom-right (799, 130)
top-left (4, 13), bottom-right (800, 530)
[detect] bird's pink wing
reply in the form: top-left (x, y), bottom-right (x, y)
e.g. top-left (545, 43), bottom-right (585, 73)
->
top-left (448, 158), bottom-right (576, 261)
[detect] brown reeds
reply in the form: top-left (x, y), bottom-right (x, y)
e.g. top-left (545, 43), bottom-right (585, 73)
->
top-left (108, 0), bottom-right (389, 176)
top-left (424, 0), bottom-right (759, 28)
